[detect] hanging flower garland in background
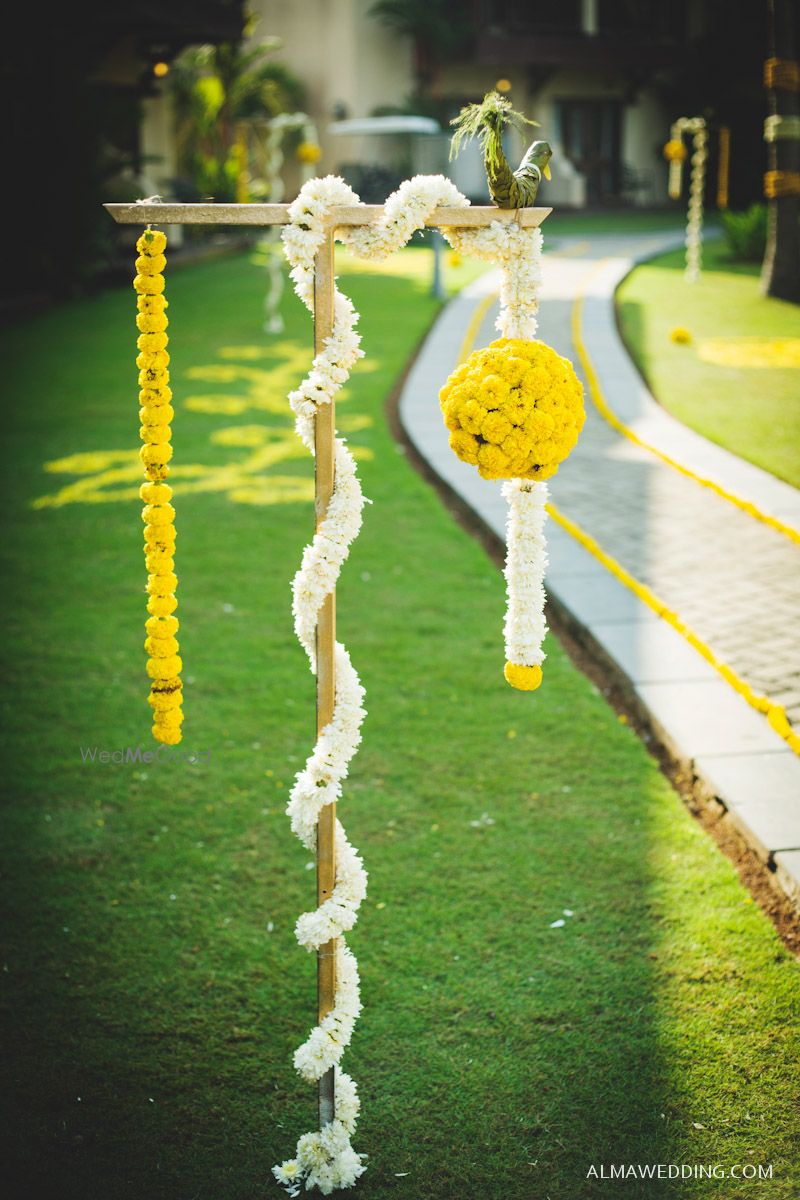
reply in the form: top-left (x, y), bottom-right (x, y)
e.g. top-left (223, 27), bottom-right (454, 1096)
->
top-left (663, 117), bottom-right (707, 282)
top-left (273, 173), bottom-right (583, 1193)
top-left (259, 112), bottom-right (321, 334)
top-left (133, 229), bottom-right (183, 745)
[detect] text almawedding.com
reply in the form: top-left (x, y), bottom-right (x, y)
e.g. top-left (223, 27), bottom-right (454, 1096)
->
top-left (586, 1163), bottom-right (773, 1181)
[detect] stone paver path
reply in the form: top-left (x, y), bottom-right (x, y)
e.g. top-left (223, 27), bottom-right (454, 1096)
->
top-left (399, 231), bottom-right (800, 906)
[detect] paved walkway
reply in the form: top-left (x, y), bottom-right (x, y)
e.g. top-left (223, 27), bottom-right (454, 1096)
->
top-left (399, 231), bottom-right (800, 907)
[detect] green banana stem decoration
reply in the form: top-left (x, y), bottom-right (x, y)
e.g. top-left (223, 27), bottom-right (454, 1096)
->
top-left (450, 91), bottom-right (552, 208)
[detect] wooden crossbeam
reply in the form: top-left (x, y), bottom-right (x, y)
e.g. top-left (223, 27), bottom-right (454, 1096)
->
top-left (108, 195), bottom-right (550, 1135)
top-left (106, 202), bottom-right (551, 228)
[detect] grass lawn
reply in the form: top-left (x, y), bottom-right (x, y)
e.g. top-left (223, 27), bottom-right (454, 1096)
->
top-left (617, 238), bottom-right (800, 488)
top-left (1, 243), bottom-right (799, 1200)
top-left (544, 208), bottom-right (685, 240)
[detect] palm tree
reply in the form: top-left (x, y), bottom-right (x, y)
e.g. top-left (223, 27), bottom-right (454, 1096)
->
top-left (169, 35), bottom-right (305, 200)
top-left (368, 0), bottom-right (473, 96)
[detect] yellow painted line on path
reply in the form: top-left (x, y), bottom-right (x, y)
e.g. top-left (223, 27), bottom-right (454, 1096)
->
top-left (571, 257), bottom-right (800, 546)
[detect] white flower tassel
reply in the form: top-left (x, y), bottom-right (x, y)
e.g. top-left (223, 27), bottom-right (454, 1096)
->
top-left (275, 172), bottom-right (496, 1194)
top-left (449, 221), bottom-right (548, 688)
top-left (686, 120), bottom-right (707, 282)
top-left (502, 479), bottom-right (549, 672)
top-left (669, 117), bottom-right (707, 282)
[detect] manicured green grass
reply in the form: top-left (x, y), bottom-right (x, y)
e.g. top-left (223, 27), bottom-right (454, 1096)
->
top-left (1, 247), bottom-right (799, 1200)
top-left (617, 238), bottom-right (800, 487)
top-left (545, 209), bottom-right (685, 239)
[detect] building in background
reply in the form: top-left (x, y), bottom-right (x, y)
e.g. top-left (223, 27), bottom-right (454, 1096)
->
top-left (238, 1), bottom-right (764, 212)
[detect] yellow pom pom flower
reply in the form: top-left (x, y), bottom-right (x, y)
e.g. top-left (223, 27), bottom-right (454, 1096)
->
top-left (504, 662), bottom-right (543, 691)
top-left (663, 139), bottom-right (688, 163)
top-left (296, 141), bottom-right (322, 164)
top-left (146, 615), bottom-right (179, 639)
top-left (670, 327), bottom-right (692, 345)
top-left (440, 338), bottom-right (585, 481)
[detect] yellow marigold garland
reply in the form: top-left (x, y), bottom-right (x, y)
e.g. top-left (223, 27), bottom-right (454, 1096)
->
top-left (133, 228), bottom-right (183, 745)
top-left (440, 338), bottom-right (585, 481)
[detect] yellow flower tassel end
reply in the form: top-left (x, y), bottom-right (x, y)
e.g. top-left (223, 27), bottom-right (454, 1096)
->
top-left (504, 662), bottom-right (543, 691)
top-left (134, 228), bottom-right (183, 745)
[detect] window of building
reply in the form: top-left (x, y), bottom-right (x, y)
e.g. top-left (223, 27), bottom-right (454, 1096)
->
top-left (554, 98), bottom-right (621, 201)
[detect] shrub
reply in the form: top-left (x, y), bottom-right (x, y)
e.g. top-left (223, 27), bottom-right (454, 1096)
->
top-left (721, 204), bottom-right (768, 262)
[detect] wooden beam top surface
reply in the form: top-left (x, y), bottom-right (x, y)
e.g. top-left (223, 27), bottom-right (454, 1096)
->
top-left (105, 202), bottom-right (551, 228)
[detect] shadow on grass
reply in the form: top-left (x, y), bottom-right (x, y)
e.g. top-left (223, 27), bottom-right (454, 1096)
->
top-left (2, 246), bottom-right (797, 1200)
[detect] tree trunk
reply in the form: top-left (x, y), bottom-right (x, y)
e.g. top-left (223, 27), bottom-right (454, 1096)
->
top-left (761, 0), bottom-right (800, 301)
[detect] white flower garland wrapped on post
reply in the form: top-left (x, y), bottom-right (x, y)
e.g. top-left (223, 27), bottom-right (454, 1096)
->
top-left (664, 117), bottom-right (707, 282)
top-left (273, 173), bottom-right (584, 1194)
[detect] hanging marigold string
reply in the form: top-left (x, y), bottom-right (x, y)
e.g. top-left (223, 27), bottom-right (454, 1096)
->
top-left (716, 126), bottom-right (730, 210)
top-left (764, 57), bottom-right (800, 91)
top-left (764, 169), bottom-right (800, 198)
top-left (133, 228), bottom-right (183, 746)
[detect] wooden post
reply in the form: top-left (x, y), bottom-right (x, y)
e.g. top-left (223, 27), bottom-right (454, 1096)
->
top-left (314, 227), bottom-right (337, 1128)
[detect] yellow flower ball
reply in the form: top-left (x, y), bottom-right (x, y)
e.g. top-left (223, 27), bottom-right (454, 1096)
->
top-left (670, 327), bottom-right (692, 344)
top-left (296, 141), bottom-right (322, 164)
top-left (145, 634), bottom-right (180, 658)
top-left (133, 272), bottom-right (165, 295)
top-left (147, 653), bottom-right (182, 680)
top-left (146, 615), bottom-right (179, 639)
top-left (136, 349), bottom-right (170, 372)
top-left (147, 571), bottom-right (178, 596)
top-left (139, 481), bottom-right (172, 505)
top-left (145, 552), bottom-right (175, 575)
top-left (144, 528), bottom-right (176, 554)
top-left (140, 422), bottom-right (172, 446)
top-left (155, 704), bottom-right (184, 726)
top-left (142, 502), bottom-right (176, 526)
top-left (137, 330), bottom-right (168, 353)
top-left (147, 593), bottom-right (178, 617)
top-left (140, 443), bottom-right (173, 467)
top-left (663, 139), bottom-right (687, 162)
top-left (137, 293), bottom-right (168, 316)
top-left (139, 385), bottom-right (172, 407)
top-left (135, 253), bottom-right (167, 276)
top-left (137, 229), bottom-right (167, 254)
top-left (136, 311), bottom-right (168, 334)
top-left (139, 405), bottom-right (174, 428)
top-left (138, 367), bottom-right (170, 390)
top-left (152, 722), bottom-right (182, 746)
top-left (149, 688), bottom-right (183, 713)
top-left (504, 662), bottom-right (543, 690)
top-left (440, 339), bottom-right (585, 481)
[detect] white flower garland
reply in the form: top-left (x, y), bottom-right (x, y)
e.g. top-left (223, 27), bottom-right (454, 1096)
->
top-left (274, 174), bottom-right (544, 1194)
top-left (447, 221), bottom-right (548, 669)
top-left (261, 112), bottom-right (320, 334)
top-left (669, 117), bottom-right (707, 282)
